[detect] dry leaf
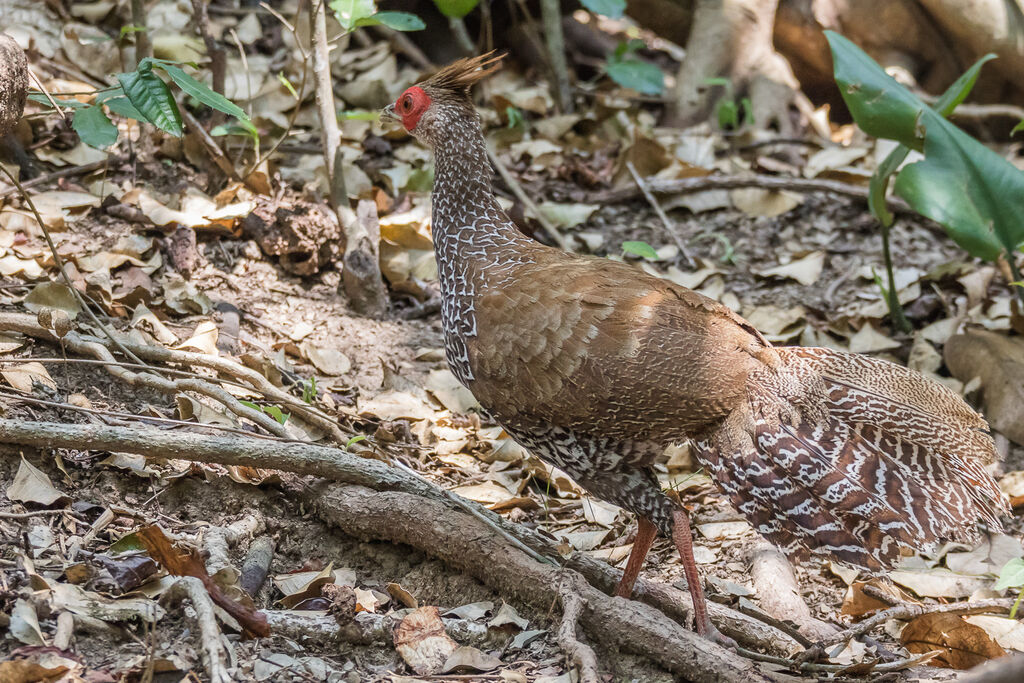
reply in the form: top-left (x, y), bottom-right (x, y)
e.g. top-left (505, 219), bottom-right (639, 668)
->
top-left (425, 368), bottom-right (478, 413)
top-left (848, 324), bottom-right (901, 354)
top-left (9, 598), bottom-right (45, 645)
top-left (393, 606), bottom-right (459, 675)
top-left (489, 602), bottom-right (529, 630)
top-left (901, 612), bottom-right (1005, 669)
top-left (444, 601), bottom-right (494, 620)
top-left (730, 188), bottom-right (802, 217)
top-left (441, 646), bottom-right (503, 673)
top-left (2, 361), bottom-right (57, 392)
top-left (23, 281), bottom-right (82, 319)
top-left (889, 568), bottom-right (991, 599)
top-left (7, 456), bottom-right (69, 506)
top-left (358, 390), bottom-right (435, 421)
top-left (387, 582), bottom-right (419, 608)
top-left (451, 482), bottom-right (516, 506)
top-left (137, 524), bottom-right (269, 636)
top-left (174, 320), bottom-right (219, 355)
top-left (301, 341), bottom-right (351, 376)
top-left (945, 534), bottom-right (1023, 576)
top-left (964, 615), bottom-right (1024, 652)
top-left (840, 579), bottom-right (905, 618)
top-left (945, 330), bottom-right (1024, 445)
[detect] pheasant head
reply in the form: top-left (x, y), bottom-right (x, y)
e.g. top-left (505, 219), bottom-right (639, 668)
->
top-left (382, 52), bottom-right (503, 146)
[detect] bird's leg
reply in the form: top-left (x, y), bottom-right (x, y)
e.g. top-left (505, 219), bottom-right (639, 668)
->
top-left (672, 507), bottom-right (734, 647)
top-left (614, 517), bottom-right (658, 598)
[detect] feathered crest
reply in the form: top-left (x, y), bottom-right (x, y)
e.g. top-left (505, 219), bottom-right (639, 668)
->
top-left (420, 51), bottom-right (504, 96)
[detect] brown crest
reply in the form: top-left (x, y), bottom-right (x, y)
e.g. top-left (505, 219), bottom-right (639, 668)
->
top-left (420, 51), bottom-right (504, 95)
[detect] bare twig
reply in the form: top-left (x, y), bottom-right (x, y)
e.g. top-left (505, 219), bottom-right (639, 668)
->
top-left (0, 156), bottom-right (123, 200)
top-left (180, 108), bottom-right (239, 181)
top-left (0, 311), bottom-right (348, 443)
top-left (593, 173), bottom-right (914, 215)
top-left (0, 164), bottom-right (149, 368)
top-left (625, 161), bottom-right (696, 269)
top-left (0, 509), bottom-right (78, 520)
top-left (161, 577), bottom-right (233, 683)
top-left (486, 146), bottom-right (571, 251)
top-left (539, 0), bottom-right (572, 113)
top-left (189, 0), bottom-right (227, 98)
top-left (557, 575), bottom-right (600, 683)
top-left (130, 0), bottom-right (151, 65)
top-left (820, 597), bottom-right (1016, 651)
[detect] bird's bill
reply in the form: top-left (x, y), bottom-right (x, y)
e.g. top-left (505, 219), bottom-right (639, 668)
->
top-left (380, 103), bottom-right (398, 124)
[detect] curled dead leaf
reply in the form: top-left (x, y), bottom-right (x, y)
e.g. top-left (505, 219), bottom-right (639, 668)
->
top-left (901, 612), bottom-right (1005, 669)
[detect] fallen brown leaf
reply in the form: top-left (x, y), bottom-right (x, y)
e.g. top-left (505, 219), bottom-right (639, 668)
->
top-left (945, 330), bottom-right (1024, 444)
top-left (393, 606), bottom-right (459, 675)
top-left (901, 612), bottom-right (1005, 669)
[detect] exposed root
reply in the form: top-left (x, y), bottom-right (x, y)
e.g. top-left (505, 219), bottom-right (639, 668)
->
top-left (556, 574), bottom-right (600, 683)
top-left (265, 609), bottom-right (491, 649)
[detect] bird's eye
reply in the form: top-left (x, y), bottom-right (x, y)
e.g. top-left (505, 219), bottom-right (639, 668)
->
top-left (401, 94), bottom-right (413, 111)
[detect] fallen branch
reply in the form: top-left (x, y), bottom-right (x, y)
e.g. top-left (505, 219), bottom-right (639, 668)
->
top-left (0, 157), bottom-right (125, 201)
top-left (160, 577), bottom-right (233, 683)
top-left (626, 161), bottom-right (696, 269)
top-left (305, 482), bottom-right (774, 682)
top-left (591, 173), bottom-right (913, 215)
top-left (0, 310), bottom-right (346, 442)
top-left (0, 418), bottom-right (801, 657)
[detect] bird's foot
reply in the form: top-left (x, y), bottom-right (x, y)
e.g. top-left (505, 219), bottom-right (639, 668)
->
top-left (698, 619), bottom-right (737, 650)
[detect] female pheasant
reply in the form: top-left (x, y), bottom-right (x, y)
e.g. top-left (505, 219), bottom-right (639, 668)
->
top-left (382, 53), bottom-right (1008, 643)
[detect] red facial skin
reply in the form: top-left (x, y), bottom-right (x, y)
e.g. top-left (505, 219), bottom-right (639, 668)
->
top-left (395, 86), bottom-right (431, 131)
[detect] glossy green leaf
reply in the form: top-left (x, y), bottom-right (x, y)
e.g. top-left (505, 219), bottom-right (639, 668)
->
top-left (72, 105), bottom-right (119, 148)
top-left (606, 58), bottom-right (664, 96)
top-left (621, 240), bottom-right (659, 260)
top-left (153, 61), bottom-right (249, 122)
top-left (431, 0), bottom-right (479, 18)
top-left (828, 31), bottom-right (1024, 261)
top-left (363, 10), bottom-right (425, 30)
top-left (28, 93), bottom-right (87, 110)
top-left (579, 0), bottom-right (625, 18)
top-left (98, 94), bottom-right (146, 121)
top-left (117, 65), bottom-right (182, 136)
top-left (330, 0), bottom-right (377, 31)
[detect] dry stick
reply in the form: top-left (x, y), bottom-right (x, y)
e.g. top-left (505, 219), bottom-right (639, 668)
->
top-left (625, 161), bottom-right (696, 269)
top-left (593, 173), bottom-right (914, 215)
top-left (556, 575), bottom-right (600, 683)
top-left (0, 509), bottom-right (79, 520)
top-left (310, 483), bottom-right (771, 682)
top-left (486, 146), bottom-right (571, 251)
top-left (161, 577), bottom-right (232, 683)
top-left (0, 311), bottom-right (347, 443)
top-left (819, 597), bottom-right (1016, 652)
top-left (0, 164), bottom-right (150, 369)
top-left (0, 417), bottom-right (800, 658)
top-left (189, 0), bottom-right (226, 98)
top-left (130, 0), bottom-right (151, 65)
top-left (538, 0), bottom-right (572, 114)
top-left (0, 156), bottom-right (124, 200)
top-left (180, 108), bottom-right (239, 181)
top-left (0, 313), bottom-right (288, 438)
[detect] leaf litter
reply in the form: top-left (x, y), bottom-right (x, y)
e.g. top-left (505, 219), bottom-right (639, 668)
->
top-left (1, 1), bottom-right (1023, 680)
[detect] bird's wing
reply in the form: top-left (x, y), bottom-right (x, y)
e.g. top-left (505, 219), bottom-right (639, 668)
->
top-left (467, 254), bottom-right (769, 441)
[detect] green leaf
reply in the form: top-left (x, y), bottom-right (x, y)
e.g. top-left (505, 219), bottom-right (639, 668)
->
top-left (431, 0), bottom-right (479, 18)
top-left (278, 72), bottom-right (298, 99)
top-left (346, 434), bottom-right (367, 450)
top-left (579, 0), bottom-right (625, 18)
top-left (330, 0), bottom-right (377, 31)
top-left (29, 93), bottom-right (87, 110)
top-left (72, 105), bottom-right (119, 148)
top-left (827, 31), bottom-right (1024, 262)
top-left (361, 11), bottom-right (425, 30)
top-left (99, 94), bottom-right (146, 121)
top-left (1013, 119), bottom-right (1024, 136)
top-left (621, 240), bottom-right (659, 260)
top-left (109, 531), bottom-right (145, 554)
top-left (606, 58), bottom-right (664, 96)
top-left (263, 405), bottom-right (288, 425)
top-left (117, 64), bottom-right (182, 136)
top-left (153, 62), bottom-right (249, 122)
top-left (995, 558), bottom-right (1024, 591)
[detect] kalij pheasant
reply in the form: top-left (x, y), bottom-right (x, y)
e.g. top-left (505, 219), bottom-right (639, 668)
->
top-left (381, 53), bottom-right (1008, 642)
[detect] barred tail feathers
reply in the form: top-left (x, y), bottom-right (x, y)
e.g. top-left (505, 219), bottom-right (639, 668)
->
top-left (695, 346), bottom-right (1008, 571)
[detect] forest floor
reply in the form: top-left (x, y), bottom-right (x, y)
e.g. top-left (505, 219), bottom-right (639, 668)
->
top-left (3, 2), bottom-right (1024, 682)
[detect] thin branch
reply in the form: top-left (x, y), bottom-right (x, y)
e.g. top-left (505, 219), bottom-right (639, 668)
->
top-left (625, 161), bottom-right (696, 268)
top-left (486, 146), bottom-right (571, 251)
top-left (593, 172), bottom-right (914, 215)
top-left (130, 0), bottom-right (151, 65)
top-left (538, 0), bottom-right (572, 113)
top-left (0, 155), bottom-right (124, 200)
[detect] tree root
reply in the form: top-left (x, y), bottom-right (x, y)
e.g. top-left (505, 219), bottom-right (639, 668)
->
top-left (0, 417), bottom-right (803, 661)
top-left (748, 542), bottom-right (837, 642)
top-left (556, 574), bottom-right (600, 683)
top-left (160, 577), bottom-right (234, 683)
top-left (304, 482), bottom-right (776, 682)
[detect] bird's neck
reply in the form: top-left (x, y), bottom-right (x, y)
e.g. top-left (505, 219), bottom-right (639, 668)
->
top-left (428, 109), bottom-right (534, 384)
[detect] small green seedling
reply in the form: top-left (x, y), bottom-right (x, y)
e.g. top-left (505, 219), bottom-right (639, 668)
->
top-left (995, 557), bottom-right (1024, 618)
top-left (621, 240), bottom-right (660, 260)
